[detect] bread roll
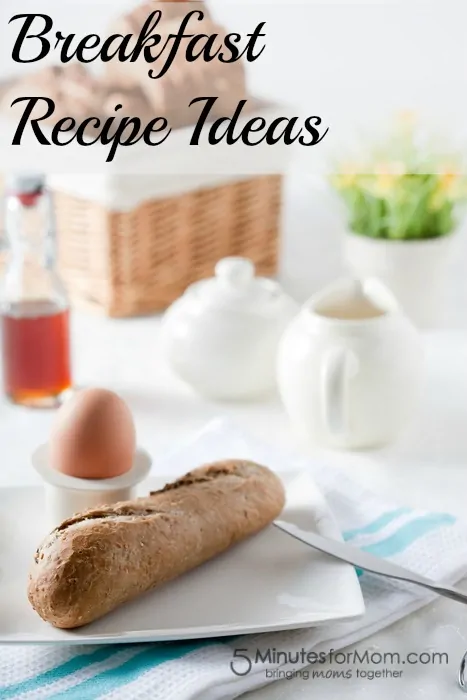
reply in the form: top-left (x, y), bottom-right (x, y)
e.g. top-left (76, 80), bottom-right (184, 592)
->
top-left (2, 65), bottom-right (102, 126)
top-left (106, 7), bottom-right (246, 127)
top-left (28, 460), bottom-right (285, 629)
top-left (106, 2), bottom-right (211, 90)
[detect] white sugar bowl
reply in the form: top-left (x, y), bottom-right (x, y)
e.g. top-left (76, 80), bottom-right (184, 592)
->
top-left (161, 257), bottom-right (299, 400)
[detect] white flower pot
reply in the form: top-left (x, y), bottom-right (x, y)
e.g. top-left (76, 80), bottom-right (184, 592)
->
top-left (344, 232), bottom-right (455, 328)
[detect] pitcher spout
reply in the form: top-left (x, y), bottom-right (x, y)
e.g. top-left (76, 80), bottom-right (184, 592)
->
top-left (360, 277), bottom-right (400, 314)
top-left (309, 277), bottom-right (399, 322)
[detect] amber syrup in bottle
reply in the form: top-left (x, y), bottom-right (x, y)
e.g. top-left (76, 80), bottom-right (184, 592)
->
top-left (1, 175), bottom-right (72, 407)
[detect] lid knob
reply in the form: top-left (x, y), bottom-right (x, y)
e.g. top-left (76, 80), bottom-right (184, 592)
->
top-left (215, 257), bottom-right (255, 292)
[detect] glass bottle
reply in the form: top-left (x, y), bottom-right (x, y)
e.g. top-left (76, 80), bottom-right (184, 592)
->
top-left (1, 174), bottom-right (72, 408)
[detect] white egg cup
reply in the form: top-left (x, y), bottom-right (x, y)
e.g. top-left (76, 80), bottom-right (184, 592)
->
top-left (32, 444), bottom-right (152, 529)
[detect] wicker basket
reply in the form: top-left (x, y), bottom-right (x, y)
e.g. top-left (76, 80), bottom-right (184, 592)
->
top-left (53, 174), bottom-right (282, 317)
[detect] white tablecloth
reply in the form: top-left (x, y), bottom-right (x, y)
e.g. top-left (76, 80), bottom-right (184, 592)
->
top-left (0, 315), bottom-right (466, 698)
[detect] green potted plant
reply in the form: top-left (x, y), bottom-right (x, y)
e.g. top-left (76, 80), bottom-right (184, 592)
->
top-left (331, 113), bottom-right (467, 327)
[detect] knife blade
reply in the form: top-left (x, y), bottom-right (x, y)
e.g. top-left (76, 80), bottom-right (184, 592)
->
top-left (273, 519), bottom-right (467, 606)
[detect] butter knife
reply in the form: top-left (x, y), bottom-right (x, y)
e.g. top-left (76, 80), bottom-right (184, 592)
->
top-left (274, 520), bottom-right (467, 606)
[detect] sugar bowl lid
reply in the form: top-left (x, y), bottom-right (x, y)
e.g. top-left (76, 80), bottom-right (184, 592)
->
top-left (187, 257), bottom-right (288, 314)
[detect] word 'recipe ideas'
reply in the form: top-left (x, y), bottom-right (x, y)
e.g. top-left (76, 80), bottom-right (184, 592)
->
top-left (9, 10), bottom-right (329, 162)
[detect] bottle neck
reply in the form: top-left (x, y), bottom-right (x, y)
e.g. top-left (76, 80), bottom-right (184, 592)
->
top-left (5, 188), bottom-right (56, 267)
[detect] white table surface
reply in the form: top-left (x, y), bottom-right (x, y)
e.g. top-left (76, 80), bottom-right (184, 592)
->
top-left (0, 314), bottom-right (466, 699)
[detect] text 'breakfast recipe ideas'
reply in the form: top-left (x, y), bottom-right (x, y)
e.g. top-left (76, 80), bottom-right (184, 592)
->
top-left (8, 10), bottom-right (329, 162)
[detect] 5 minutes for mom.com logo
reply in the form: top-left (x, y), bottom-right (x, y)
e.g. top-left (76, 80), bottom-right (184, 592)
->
top-left (229, 647), bottom-right (449, 680)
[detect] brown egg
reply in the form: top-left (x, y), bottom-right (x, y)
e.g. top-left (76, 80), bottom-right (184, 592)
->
top-left (49, 388), bottom-right (136, 479)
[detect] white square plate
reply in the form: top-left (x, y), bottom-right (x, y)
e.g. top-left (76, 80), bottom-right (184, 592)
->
top-left (0, 422), bottom-right (365, 644)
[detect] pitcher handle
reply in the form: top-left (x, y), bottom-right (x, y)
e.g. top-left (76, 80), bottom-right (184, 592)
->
top-left (321, 347), bottom-right (359, 439)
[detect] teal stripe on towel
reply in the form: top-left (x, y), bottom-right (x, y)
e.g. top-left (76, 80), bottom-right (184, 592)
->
top-left (361, 513), bottom-right (456, 559)
top-left (51, 639), bottom-right (219, 700)
top-left (343, 507), bottom-right (412, 541)
top-left (349, 512), bottom-right (456, 579)
top-left (0, 646), bottom-right (127, 699)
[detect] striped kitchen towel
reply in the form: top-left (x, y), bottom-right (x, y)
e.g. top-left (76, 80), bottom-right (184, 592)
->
top-left (1, 419), bottom-right (467, 700)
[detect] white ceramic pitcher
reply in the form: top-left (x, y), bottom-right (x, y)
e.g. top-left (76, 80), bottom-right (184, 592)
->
top-left (277, 278), bottom-right (423, 449)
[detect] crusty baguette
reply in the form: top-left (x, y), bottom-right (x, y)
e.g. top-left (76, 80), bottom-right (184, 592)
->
top-left (2, 65), bottom-right (102, 126)
top-left (28, 460), bottom-right (285, 629)
top-left (105, 9), bottom-right (247, 128)
top-left (106, 2), bottom-right (212, 91)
